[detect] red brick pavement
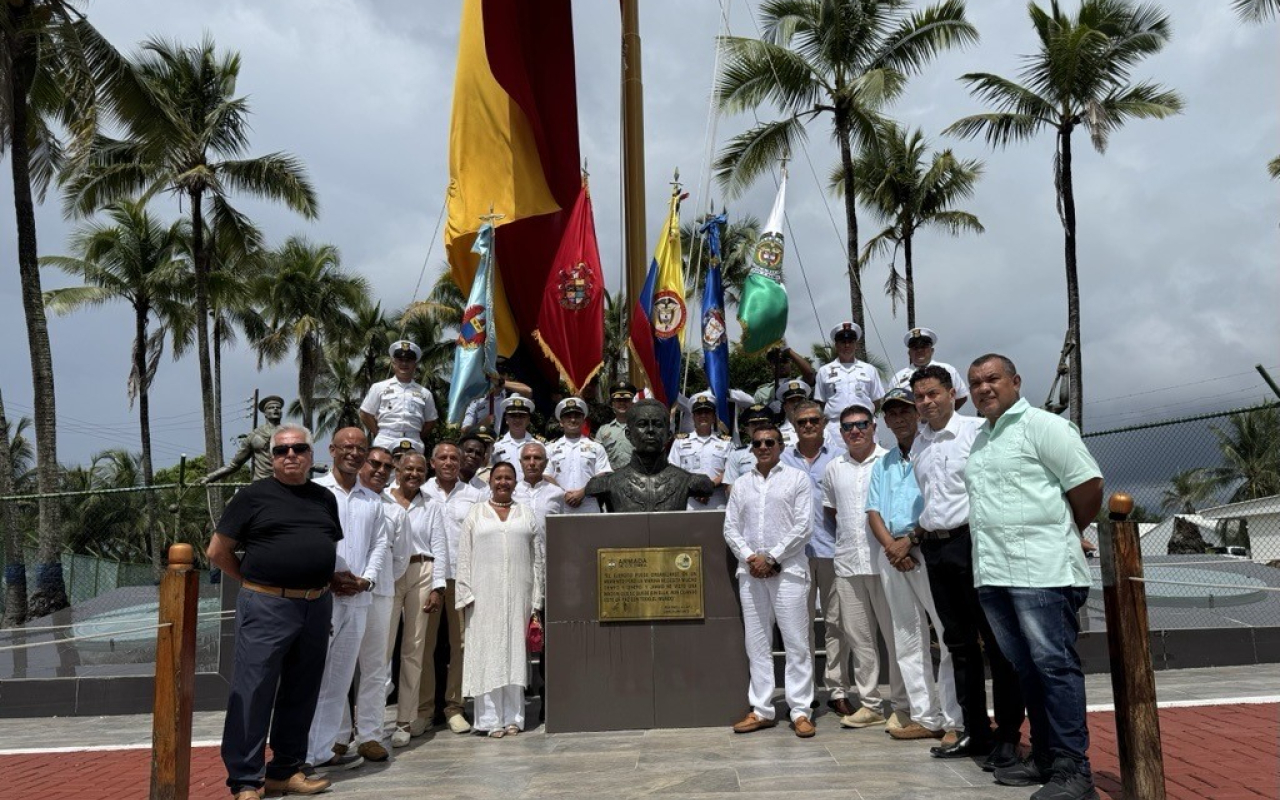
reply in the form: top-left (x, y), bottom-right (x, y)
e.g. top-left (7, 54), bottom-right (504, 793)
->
top-left (0, 704), bottom-right (1274, 800)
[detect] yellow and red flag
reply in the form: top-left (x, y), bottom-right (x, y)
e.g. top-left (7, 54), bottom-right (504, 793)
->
top-left (533, 181), bottom-right (604, 394)
top-left (444, 0), bottom-right (581, 359)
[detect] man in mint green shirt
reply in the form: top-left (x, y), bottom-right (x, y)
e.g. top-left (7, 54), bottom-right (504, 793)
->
top-left (964, 354), bottom-right (1103, 800)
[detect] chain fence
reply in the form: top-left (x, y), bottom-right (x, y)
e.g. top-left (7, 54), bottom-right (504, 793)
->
top-left (1081, 402), bottom-right (1280, 630)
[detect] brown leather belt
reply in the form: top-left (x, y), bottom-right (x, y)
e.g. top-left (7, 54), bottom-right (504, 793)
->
top-left (409, 554), bottom-right (435, 564)
top-left (242, 579), bottom-right (329, 600)
top-left (919, 523), bottom-right (970, 541)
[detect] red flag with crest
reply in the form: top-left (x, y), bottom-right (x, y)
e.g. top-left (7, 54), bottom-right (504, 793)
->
top-left (533, 181), bottom-right (604, 393)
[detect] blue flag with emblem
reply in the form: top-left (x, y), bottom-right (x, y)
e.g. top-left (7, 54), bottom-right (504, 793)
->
top-left (699, 213), bottom-right (732, 430)
top-left (447, 222), bottom-right (499, 424)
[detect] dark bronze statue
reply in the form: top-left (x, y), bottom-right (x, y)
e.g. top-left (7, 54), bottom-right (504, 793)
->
top-left (198, 395), bottom-right (285, 484)
top-left (585, 399), bottom-right (713, 512)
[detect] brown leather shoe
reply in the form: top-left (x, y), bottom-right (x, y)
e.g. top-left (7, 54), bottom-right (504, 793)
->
top-left (888, 722), bottom-right (946, 740)
top-left (262, 771), bottom-right (332, 796)
top-left (732, 712), bottom-right (778, 734)
top-left (827, 697), bottom-right (856, 716)
top-left (791, 716), bottom-right (817, 738)
top-left (234, 790), bottom-right (263, 800)
top-left (356, 740), bottom-right (389, 762)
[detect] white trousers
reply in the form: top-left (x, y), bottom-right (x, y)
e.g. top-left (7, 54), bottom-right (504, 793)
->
top-left (740, 571), bottom-right (814, 722)
top-left (306, 600), bottom-right (368, 765)
top-left (834, 572), bottom-right (908, 713)
top-left (878, 554), bottom-right (962, 731)
top-left (474, 683), bottom-right (525, 731)
top-left (808, 557), bottom-right (851, 699)
top-left (337, 593), bottom-right (393, 745)
top-left (387, 559), bottom-right (436, 723)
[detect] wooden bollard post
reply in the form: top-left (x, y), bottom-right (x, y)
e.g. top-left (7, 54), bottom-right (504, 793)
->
top-left (1100, 493), bottom-right (1166, 800)
top-left (150, 543), bottom-right (198, 800)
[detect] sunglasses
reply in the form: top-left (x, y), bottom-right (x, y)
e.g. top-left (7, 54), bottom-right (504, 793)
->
top-left (750, 438), bottom-right (779, 449)
top-left (833, 335), bottom-right (858, 343)
top-left (795, 416), bottom-right (824, 427)
top-left (907, 340), bottom-right (932, 349)
top-left (840, 420), bottom-right (873, 432)
top-left (271, 443), bottom-right (312, 457)
top-left (368, 460), bottom-right (395, 473)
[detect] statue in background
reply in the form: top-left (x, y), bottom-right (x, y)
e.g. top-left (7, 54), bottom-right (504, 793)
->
top-left (586, 399), bottom-right (713, 512)
top-left (198, 395), bottom-right (285, 484)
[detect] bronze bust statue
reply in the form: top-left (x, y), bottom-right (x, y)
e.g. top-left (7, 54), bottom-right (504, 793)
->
top-left (585, 399), bottom-right (713, 512)
top-left (198, 395), bottom-right (285, 484)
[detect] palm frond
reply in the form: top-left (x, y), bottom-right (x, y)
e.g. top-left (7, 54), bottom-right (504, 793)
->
top-left (714, 116), bottom-right (809, 199)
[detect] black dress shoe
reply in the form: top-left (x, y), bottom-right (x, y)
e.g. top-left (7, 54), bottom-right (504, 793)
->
top-left (930, 735), bottom-right (993, 759)
top-left (982, 741), bottom-right (1020, 771)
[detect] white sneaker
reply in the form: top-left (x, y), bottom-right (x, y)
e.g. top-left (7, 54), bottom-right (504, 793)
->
top-left (391, 724), bottom-right (412, 748)
top-left (447, 714), bottom-right (472, 734)
top-left (409, 717), bottom-right (429, 737)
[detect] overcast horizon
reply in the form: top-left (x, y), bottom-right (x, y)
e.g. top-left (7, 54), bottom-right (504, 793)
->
top-left (2, 0), bottom-right (1276, 469)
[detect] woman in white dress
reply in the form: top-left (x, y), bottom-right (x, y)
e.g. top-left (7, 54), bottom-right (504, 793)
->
top-left (456, 461), bottom-right (545, 737)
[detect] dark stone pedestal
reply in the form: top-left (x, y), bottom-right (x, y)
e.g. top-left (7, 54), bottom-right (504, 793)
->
top-left (544, 510), bottom-right (749, 732)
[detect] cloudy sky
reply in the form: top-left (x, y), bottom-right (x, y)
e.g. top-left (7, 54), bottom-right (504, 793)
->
top-left (1, 0), bottom-right (1276, 468)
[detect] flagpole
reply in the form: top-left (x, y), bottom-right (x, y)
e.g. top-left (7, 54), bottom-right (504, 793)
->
top-left (621, 0), bottom-right (647, 387)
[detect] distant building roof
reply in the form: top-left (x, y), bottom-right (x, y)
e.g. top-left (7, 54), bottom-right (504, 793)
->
top-left (1199, 494), bottom-right (1280, 520)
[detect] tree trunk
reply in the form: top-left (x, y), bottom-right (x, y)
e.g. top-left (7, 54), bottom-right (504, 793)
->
top-left (903, 229), bottom-right (916, 330)
top-left (6, 12), bottom-right (67, 617)
top-left (299, 336), bottom-right (318, 432)
top-left (1059, 126), bottom-right (1084, 431)
top-left (0, 387), bottom-right (28, 627)
top-left (135, 305), bottom-right (161, 578)
top-left (835, 109), bottom-right (866, 358)
top-left (213, 314), bottom-right (224, 452)
top-left (190, 190), bottom-right (224, 509)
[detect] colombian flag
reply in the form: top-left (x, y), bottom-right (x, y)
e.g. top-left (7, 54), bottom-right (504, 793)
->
top-left (628, 189), bottom-right (687, 405)
top-left (444, 0), bottom-right (581, 360)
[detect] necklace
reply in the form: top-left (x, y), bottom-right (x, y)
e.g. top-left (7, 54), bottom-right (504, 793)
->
top-left (489, 499), bottom-right (514, 508)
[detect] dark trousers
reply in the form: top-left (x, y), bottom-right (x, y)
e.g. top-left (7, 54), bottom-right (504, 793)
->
top-left (920, 531), bottom-right (1024, 745)
top-left (981, 586), bottom-right (1092, 775)
top-left (222, 589), bottom-right (332, 793)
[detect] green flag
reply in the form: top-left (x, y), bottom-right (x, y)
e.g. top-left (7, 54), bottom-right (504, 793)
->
top-left (738, 173), bottom-right (789, 355)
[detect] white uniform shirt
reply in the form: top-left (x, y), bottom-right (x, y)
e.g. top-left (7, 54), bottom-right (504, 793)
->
top-left (463, 390), bottom-right (505, 431)
top-left (814, 359), bottom-right (885, 423)
top-left (722, 446), bottom-right (756, 487)
top-left (910, 413), bottom-right (984, 532)
top-left (388, 489), bottom-right (448, 590)
top-left (671, 432), bottom-right (733, 509)
top-left (370, 494), bottom-right (404, 596)
top-left (514, 479), bottom-right (567, 528)
top-left (723, 463), bottom-right (813, 579)
top-left (360, 378), bottom-right (438, 452)
top-left (892, 360), bottom-right (969, 400)
top-left (821, 446), bottom-right (888, 577)
top-left (492, 432), bottom-right (539, 481)
top-left (422, 477), bottom-right (483, 580)
top-left (314, 473), bottom-right (388, 607)
top-left (546, 435), bottom-right (612, 514)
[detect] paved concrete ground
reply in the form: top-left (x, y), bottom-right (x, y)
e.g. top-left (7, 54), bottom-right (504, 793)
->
top-left (0, 664), bottom-right (1275, 799)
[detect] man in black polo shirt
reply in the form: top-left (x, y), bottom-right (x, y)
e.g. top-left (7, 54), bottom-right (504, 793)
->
top-left (208, 424), bottom-right (357, 799)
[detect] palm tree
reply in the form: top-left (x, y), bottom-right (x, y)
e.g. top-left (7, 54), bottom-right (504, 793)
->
top-left (42, 198), bottom-right (190, 574)
top-left (346, 300), bottom-right (395, 397)
top-left (0, 388), bottom-right (26, 625)
top-left (3, 0), bottom-right (136, 615)
top-left (1206, 407), bottom-right (1280, 503)
top-left (713, 0), bottom-right (979, 354)
top-left (602, 290), bottom-right (628, 385)
top-left (681, 214), bottom-right (762, 309)
top-left (248, 237), bottom-right (368, 431)
top-left (1232, 0), bottom-right (1278, 22)
top-left (944, 0), bottom-right (1183, 429)
top-left (1160, 467), bottom-right (1215, 515)
top-left (290, 354), bottom-right (364, 439)
top-left (61, 34), bottom-right (318, 480)
top-left (205, 212), bottom-right (266, 449)
top-left (846, 120), bottom-right (984, 327)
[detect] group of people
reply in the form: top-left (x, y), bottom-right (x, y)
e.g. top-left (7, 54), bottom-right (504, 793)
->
top-left (207, 327), bottom-right (1104, 800)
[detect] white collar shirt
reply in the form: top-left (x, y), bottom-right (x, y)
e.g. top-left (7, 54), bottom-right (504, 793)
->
top-left (388, 489), bottom-right (448, 590)
top-left (892, 360), bottom-right (970, 399)
top-left (514, 479), bottom-right (567, 529)
top-left (672, 432), bottom-right (733, 509)
top-left (821, 446), bottom-right (888, 576)
top-left (814, 359), bottom-right (886, 422)
top-left (910, 413), bottom-right (984, 532)
top-left (723, 463), bottom-right (813, 578)
top-left (314, 472), bottom-right (388, 606)
top-left (463, 390), bottom-right (505, 431)
top-left (359, 377), bottom-right (438, 451)
top-left (492, 432), bottom-right (537, 481)
top-left (423, 477), bottom-right (483, 580)
top-left (546, 435), bottom-right (612, 513)
top-left (780, 442), bottom-right (840, 558)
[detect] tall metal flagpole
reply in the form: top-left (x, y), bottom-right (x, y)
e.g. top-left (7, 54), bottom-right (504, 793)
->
top-left (621, 0), bottom-right (647, 387)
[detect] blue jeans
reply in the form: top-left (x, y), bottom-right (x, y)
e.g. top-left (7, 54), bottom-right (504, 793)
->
top-left (979, 586), bottom-right (1091, 774)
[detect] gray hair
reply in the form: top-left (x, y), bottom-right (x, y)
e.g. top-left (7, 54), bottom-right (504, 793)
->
top-left (519, 441), bottom-right (548, 458)
top-left (270, 424), bottom-right (313, 448)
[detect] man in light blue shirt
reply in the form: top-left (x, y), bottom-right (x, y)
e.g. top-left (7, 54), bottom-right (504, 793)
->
top-left (965, 354), bottom-right (1103, 800)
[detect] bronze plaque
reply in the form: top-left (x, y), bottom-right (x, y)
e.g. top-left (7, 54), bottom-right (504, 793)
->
top-left (597, 546), bottom-right (704, 621)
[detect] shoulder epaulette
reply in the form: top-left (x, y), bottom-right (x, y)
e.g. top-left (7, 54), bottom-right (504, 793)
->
top-left (675, 432), bottom-right (690, 439)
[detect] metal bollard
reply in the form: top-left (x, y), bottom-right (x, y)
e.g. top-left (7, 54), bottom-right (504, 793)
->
top-left (149, 543), bottom-right (198, 800)
top-left (1100, 492), bottom-right (1166, 800)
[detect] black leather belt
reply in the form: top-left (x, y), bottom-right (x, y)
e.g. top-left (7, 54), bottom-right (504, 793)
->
top-left (409, 554), bottom-right (435, 564)
top-left (918, 523), bottom-right (970, 541)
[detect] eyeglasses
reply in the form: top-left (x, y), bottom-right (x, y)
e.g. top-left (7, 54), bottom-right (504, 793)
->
top-left (795, 416), bottom-right (824, 427)
top-left (750, 438), bottom-right (779, 449)
top-left (271, 443), bottom-right (311, 457)
top-left (368, 460), bottom-right (394, 473)
top-left (840, 420), bottom-right (873, 433)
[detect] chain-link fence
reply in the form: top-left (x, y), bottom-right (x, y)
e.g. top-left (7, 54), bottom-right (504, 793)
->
top-left (1081, 402), bottom-right (1280, 631)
